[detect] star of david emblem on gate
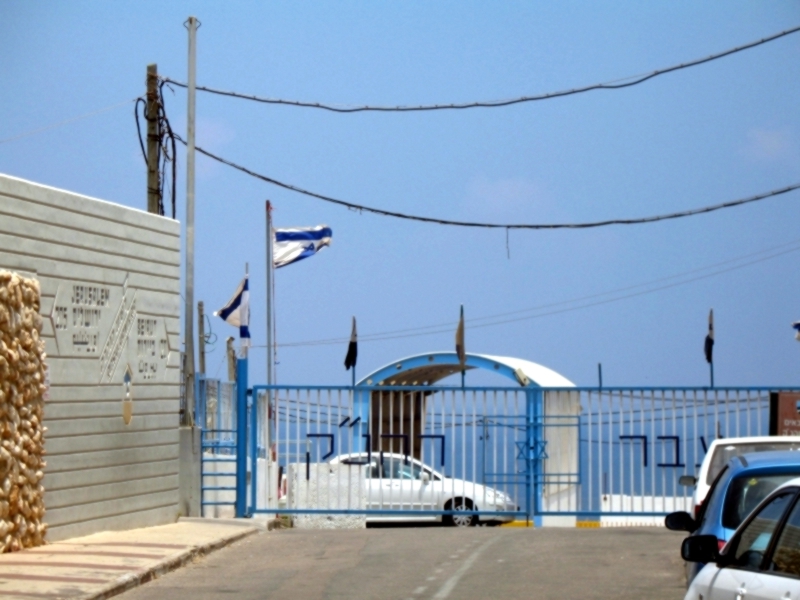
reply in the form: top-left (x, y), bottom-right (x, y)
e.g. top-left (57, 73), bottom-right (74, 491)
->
top-left (515, 440), bottom-right (548, 460)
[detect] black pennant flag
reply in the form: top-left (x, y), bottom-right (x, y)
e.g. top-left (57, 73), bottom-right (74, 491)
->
top-left (344, 317), bottom-right (358, 370)
top-left (704, 309), bottom-right (714, 364)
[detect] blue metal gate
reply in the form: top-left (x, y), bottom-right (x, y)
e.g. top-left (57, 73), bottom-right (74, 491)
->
top-left (198, 360), bottom-right (800, 525)
top-left (247, 382), bottom-right (532, 524)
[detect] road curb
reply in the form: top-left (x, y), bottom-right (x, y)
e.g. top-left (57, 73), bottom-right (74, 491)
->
top-left (76, 525), bottom-right (260, 600)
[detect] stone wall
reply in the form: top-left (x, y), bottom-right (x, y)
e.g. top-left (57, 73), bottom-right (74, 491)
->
top-left (0, 271), bottom-right (47, 551)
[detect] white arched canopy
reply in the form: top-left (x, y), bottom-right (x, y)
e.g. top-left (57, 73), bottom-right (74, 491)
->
top-left (358, 351), bottom-right (575, 388)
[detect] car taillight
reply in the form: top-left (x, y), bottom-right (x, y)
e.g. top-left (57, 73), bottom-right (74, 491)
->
top-left (718, 539), bottom-right (726, 551)
top-left (694, 501), bottom-right (703, 519)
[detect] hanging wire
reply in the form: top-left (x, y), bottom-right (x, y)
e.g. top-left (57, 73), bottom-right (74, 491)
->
top-left (171, 133), bottom-right (800, 230)
top-left (204, 313), bottom-right (218, 348)
top-left (158, 80), bottom-right (178, 219)
top-left (133, 97), bottom-right (148, 165)
top-left (161, 25), bottom-right (800, 113)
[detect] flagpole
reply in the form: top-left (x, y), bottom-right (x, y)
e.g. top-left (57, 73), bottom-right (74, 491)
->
top-left (710, 361), bottom-right (714, 389)
top-left (705, 309), bottom-right (715, 389)
top-left (265, 201), bottom-right (274, 512)
top-left (265, 201), bottom-right (273, 387)
top-left (460, 304), bottom-right (465, 389)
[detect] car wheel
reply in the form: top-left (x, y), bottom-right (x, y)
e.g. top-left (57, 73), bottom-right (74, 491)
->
top-left (445, 498), bottom-right (476, 527)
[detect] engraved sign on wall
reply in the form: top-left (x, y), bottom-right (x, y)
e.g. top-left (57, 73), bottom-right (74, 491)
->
top-left (50, 277), bottom-right (172, 384)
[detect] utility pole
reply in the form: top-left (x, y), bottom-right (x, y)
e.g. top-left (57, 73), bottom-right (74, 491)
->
top-left (146, 63), bottom-right (161, 215)
top-left (197, 301), bottom-right (205, 375)
top-left (183, 16), bottom-right (198, 427)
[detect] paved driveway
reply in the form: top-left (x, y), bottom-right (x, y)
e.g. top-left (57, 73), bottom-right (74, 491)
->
top-left (120, 526), bottom-right (687, 600)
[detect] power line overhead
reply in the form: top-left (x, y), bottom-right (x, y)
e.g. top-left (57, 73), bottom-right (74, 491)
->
top-left (172, 132), bottom-right (799, 230)
top-left (162, 25), bottom-right (800, 113)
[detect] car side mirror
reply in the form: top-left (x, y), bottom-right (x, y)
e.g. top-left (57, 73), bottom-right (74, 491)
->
top-left (679, 475), bottom-right (697, 487)
top-left (681, 535), bottom-right (720, 563)
top-left (421, 472), bottom-right (430, 484)
top-left (665, 511), bottom-right (698, 533)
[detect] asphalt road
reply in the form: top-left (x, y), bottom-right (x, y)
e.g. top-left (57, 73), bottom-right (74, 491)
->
top-left (120, 526), bottom-right (687, 600)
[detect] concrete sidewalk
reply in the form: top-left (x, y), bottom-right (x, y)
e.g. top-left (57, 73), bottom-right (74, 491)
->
top-left (0, 517), bottom-right (264, 600)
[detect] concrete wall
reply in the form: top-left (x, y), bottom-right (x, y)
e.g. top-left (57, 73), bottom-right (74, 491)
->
top-left (0, 174), bottom-right (181, 541)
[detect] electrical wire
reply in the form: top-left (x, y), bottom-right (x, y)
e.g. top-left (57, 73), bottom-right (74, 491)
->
top-left (251, 239), bottom-right (800, 349)
top-left (204, 313), bottom-right (218, 347)
top-left (0, 98), bottom-right (137, 145)
top-left (134, 84), bottom-right (179, 218)
top-left (161, 25), bottom-right (800, 113)
top-left (172, 133), bottom-right (800, 229)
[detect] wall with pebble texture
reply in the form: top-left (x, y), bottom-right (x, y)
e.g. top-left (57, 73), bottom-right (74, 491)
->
top-left (0, 271), bottom-right (47, 551)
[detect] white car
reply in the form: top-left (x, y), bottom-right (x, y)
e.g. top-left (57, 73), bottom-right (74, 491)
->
top-left (680, 436), bottom-right (800, 519)
top-left (329, 452), bottom-right (518, 526)
top-left (683, 476), bottom-right (800, 600)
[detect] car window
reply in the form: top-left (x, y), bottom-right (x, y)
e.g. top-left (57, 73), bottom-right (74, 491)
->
top-left (707, 443), bottom-right (800, 484)
top-left (722, 475), bottom-right (796, 530)
top-left (698, 465), bottom-right (729, 527)
top-left (729, 492), bottom-right (794, 570)
top-left (385, 459), bottom-right (422, 480)
top-left (770, 495), bottom-right (800, 577)
top-left (366, 462), bottom-right (383, 479)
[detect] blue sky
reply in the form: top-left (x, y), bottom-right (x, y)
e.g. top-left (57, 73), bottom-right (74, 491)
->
top-left (2, 2), bottom-right (799, 387)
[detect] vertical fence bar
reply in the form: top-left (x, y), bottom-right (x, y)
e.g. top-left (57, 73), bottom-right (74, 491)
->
top-left (473, 390), bottom-right (479, 509)
top-left (608, 390), bottom-right (614, 513)
top-left (296, 388), bottom-right (301, 509)
top-left (757, 389), bottom-right (763, 433)
top-left (450, 389), bottom-right (456, 512)
top-left (597, 391), bottom-right (603, 512)
top-left (461, 388), bottom-right (466, 509)
top-left (586, 390), bottom-right (592, 513)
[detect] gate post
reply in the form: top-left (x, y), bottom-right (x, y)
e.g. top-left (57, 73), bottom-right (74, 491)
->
top-left (235, 357), bottom-right (249, 518)
top-left (527, 388), bottom-right (543, 526)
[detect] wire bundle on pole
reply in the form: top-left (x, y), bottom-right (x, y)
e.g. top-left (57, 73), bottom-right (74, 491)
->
top-left (134, 82), bottom-right (179, 218)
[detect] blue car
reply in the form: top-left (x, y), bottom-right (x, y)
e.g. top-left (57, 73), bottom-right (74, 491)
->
top-left (665, 449), bottom-right (800, 585)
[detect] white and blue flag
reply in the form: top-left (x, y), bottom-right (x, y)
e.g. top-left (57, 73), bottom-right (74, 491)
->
top-left (273, 225), bottom-right (332, 269)
top-left (214, 276), bottom-right (250, 347)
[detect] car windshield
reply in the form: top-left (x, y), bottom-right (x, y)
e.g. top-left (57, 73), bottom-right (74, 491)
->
top-left (722, 474), bottom-right (797, 530)
top-left (707, 442), bottom-right (800, 484)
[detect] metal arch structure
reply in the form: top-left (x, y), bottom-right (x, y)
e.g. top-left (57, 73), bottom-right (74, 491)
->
top-left (356, 351), bottom-right (576, 389)
top-left (347, 352), bottom-right (577, 526)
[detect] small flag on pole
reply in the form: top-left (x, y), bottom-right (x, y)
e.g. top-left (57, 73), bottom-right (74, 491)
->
top-left (214, 276), bottom-right (250, 349)
top-left (455, 305), bottom-right (466, 366)
top-left (793, 321), bottom-right (800, 341)
top-left (456, 305), bottom-right (466, 388)
top-left (344, 317), bottom-right (358, 371)
top-left (704, 309), bottom-right (714, 364)
top-left (274, 225), bottom-right (332, 269)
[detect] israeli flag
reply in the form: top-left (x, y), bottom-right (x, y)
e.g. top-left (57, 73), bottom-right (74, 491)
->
top-left (274, 225), bottom-right (332, 269)
top-left (214, 276), bottom-right (250, 347)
